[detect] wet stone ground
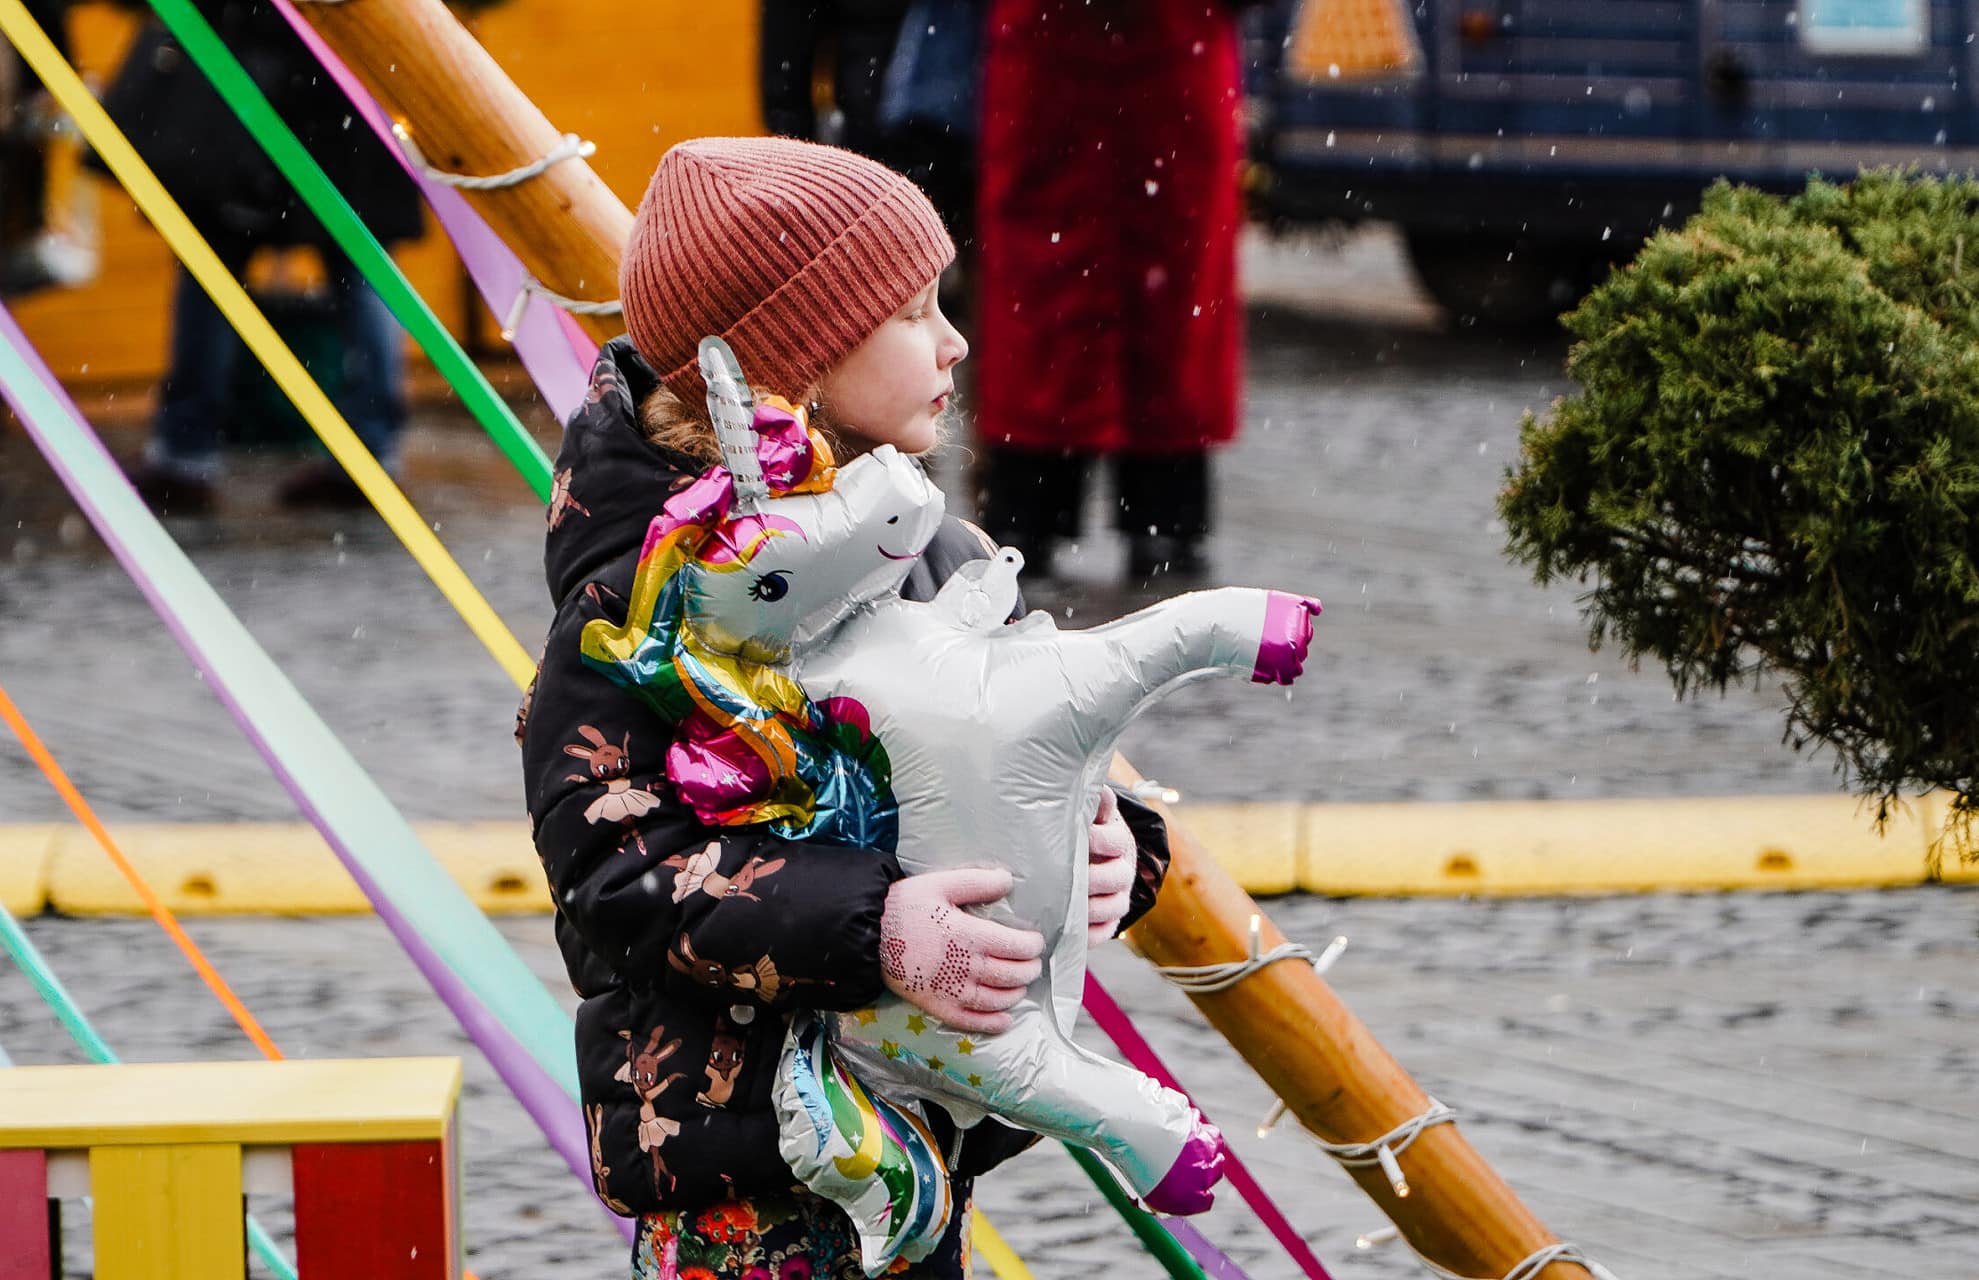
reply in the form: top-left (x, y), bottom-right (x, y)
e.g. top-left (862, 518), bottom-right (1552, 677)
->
top-left (2, 228), bottom-right (1976, 1276)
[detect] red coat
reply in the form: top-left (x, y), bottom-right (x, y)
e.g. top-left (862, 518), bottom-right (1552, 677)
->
top-left (974, 0), bottom-right (1245, 455)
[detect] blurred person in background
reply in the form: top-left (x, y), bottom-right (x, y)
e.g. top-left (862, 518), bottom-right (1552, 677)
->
top-left (103, 0), bottom-right (422, 515)
top-left (0, 0), bottom-right (97, 298)
top-left (972, 0), bottom-right (1248, 583)
top-left (760, 0), bottom-right (980, 284)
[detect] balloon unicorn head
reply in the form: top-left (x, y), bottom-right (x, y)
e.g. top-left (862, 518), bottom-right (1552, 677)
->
top-left (578, 338), bottom-right (945, 844)
top-left (580, 337), bottom-right (1323, 1273)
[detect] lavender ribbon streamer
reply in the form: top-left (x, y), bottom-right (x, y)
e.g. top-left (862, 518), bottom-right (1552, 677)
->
top-left (1165, 1221), bottom-right (1253, 1280)
top-left (0, 303), bottom-right (632, 1246)
top-left (268, 0), bottom-right (594, 425)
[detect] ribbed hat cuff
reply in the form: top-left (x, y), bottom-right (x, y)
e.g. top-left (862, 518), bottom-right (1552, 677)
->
top-left (655, 182), bottom-right (955, 402)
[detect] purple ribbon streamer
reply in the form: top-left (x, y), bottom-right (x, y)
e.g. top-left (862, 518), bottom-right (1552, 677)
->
top-left (1165, 1221), bottom-right (1253, 1280)
top-left (0, 302), bottom-right (632, 1246)
top-left (268, 0), bottom-right (595, 425)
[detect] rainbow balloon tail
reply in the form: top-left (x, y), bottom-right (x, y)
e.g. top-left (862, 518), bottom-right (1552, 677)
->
top-left (775, 1010), bottom-right (953, 1275)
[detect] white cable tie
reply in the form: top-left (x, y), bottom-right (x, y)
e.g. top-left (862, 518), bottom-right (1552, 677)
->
top-left (1377, 1143), bottom-right (1409, 1197)
top-left (1356, 1226), bottom-right (1400, 1250)
top-left (501, 274), bottom-right (623, 341)
top-left (1153, 913), bottom-right (1343, 995)
top-left (1255, 1097), bottom-right (1289, 1139)
top-left (391, 120), bottom-right (596, 192)
top-left (1130, 779), bottom-right (1181, 804)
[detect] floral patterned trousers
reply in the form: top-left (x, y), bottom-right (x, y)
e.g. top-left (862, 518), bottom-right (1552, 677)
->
top-left (632, 1185), bottom-right (974, 1280)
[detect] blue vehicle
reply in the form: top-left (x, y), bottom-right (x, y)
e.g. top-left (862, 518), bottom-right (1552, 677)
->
top-left (1245, 0), bottom-right (1979, 319)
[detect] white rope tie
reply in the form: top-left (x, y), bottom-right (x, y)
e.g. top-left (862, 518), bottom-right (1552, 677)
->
top-left (1358, 1229), bottom-right (1623, 1280)
top-left (1305, 1097), bottom-right (1455, 1197)
top-left (500, 274), bottom-right (622, 341)
top-left (1172, 916), bottom-right (1627, 1280)
top-left (391, 121), bottom-right (595, 192)
top-left (1153, 912), bottom-right (1345, 995)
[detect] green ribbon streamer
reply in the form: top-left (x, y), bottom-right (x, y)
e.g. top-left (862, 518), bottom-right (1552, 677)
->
top-left (0, 901), bottom-right (299, 1280)
top-left (143, 0), bottom-right (554, 500)
top-left (1064, 1145), bottom-right (1210, 1280)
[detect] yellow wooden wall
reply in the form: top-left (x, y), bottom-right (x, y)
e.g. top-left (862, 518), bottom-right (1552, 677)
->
top-left (11, 1), bottom-right (762, 390)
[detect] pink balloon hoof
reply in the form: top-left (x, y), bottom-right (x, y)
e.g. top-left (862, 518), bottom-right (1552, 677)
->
top-left (1251, 592), bottom-right (1323, 686)
top-left (1143, 1117), bottom-right (1228, 1215)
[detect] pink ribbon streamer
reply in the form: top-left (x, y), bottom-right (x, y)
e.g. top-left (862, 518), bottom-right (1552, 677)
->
top-left (269, 0), bottom-right (596, 423)
top-left (1085, 974), bottom-right (1337, 1280)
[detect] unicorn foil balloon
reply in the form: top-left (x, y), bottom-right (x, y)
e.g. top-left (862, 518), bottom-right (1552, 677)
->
top-left (582, 339), bottom-right (1323, 1274)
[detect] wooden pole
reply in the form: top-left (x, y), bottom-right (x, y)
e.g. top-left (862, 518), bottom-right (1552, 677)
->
top-left (290, 0), bottom-right (630, 344)
top-left (295, 4), bottom-right (1583, 1272)
top-left (1112, 758), bottom-right (1583, 1280)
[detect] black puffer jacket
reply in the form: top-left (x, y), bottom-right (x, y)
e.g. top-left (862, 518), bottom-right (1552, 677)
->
top-left (520, 338), bottom-right (1172, 1217)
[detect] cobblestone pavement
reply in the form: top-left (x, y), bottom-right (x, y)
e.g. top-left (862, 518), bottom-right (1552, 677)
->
top-left (3, 890), bottom-right (1975, 1278)
top-left (2, 229), bottom-right (1975, 1276)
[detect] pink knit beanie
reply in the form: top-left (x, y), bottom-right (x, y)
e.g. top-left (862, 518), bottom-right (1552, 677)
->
top-left (620, 136), bottom-right (955, 404)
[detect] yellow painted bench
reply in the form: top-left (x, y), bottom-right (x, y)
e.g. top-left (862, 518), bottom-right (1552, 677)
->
top-left (0, 1057), bottom-right (462, 1279)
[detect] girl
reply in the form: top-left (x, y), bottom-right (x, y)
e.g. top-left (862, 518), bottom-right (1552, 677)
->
top-left (519, 136), bottom-right (1176, 1279)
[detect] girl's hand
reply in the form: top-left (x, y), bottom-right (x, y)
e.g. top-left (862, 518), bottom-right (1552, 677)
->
top-left (1086, 787), bottom-right (1136, 945)
top-left (880, 867), bottom-right (1044, 1035)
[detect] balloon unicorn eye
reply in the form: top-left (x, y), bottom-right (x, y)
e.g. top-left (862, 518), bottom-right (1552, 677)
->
top-left (750, 571), bottom-right (792, 603)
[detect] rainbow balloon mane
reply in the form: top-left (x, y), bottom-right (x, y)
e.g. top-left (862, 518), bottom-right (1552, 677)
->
top-left (577, 397), bottom-right (901, 852)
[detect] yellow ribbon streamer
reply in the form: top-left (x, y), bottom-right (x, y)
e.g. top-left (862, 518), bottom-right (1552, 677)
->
top-left (971, 1211), bottom-right (1038, 1280)
top-left (0, 0), bottom-right (536, 688)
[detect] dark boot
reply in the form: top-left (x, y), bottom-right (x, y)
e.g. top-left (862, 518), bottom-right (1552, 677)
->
top-left (128, 460), bottom-right (218, 517)
top-left (976, 447), bottom-right (1088, 579)
top-left (275, 458), bottom-right (370, 510)
top-left (1114, 452), bottom-right (1211, 584)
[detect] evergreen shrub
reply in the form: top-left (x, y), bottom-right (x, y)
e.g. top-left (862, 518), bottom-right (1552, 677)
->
top-left (1500, 172), bottom-right (1979, 847)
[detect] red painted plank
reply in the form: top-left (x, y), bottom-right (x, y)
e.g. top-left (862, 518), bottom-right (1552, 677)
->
top-left (0, 1149), bottom-right (52, 1280)
top-left (293, 1140), bottom-right (454, 1278)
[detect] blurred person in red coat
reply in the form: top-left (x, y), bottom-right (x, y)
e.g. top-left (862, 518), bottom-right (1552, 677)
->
top-left (972, 0), bottom-right (1245, 583)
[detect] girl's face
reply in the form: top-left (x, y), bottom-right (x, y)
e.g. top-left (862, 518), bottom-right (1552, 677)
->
top-left (816, 278), bottom-right (968, 456)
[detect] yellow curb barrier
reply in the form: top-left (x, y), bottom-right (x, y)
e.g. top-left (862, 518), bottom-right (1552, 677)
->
top-left (33, 820), bottom-right (548, 915)
top-left (0, 824), bottom-right (59, 916)
top-left (0, 794), bottom-right (1971, 915)
top-left (1294, 791), bottom-right (1977, 895)
top-left (1176, 803), bottom-right (1304, 896)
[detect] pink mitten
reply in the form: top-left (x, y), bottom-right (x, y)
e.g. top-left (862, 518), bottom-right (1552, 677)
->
top-left (1087, 787), bottom-right (1136, 945)
top-left (1251, 592), bottom-right (1323, 685)
top-left (880, 867), bottom-right (1045, 1034)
